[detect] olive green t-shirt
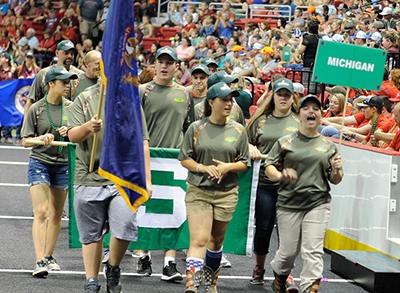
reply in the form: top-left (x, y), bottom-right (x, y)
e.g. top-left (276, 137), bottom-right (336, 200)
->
top-left (194, 102), bottom-right (245, 126)
top-left (68, 84), bottom-right (150, 186)
top-left (139, 81), bottom-right (193, 148)
top-left (247, 112), bottom-right (300, 189)
top-left (22, 97), bottom-right (72, 165)
top-left (189, 90), bottom-right (207, 107)
top-left (71, 73), bottom-right (98, 101)
top-left (28, 65), bottom-right (84, 103)
top-left (179, 118), bottom-right (251, 189)
top-left (265, 131), bottom-right (338, 212)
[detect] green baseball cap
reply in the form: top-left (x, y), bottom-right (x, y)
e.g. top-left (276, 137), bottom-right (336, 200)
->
top-left (207, 82), bottom-right (239, 101)
top-left (273, 78), bottom-right (294, 93)
top-left (200, 57), bottom-right (218, 67)
top-left (57, 40), bottom-right (76, 52)
top-left (207, 71), bottom-right (239, 88)
top-left (45, 66), bottom-right (78, 84)
top-left (191, 64), bottom-right (210, 76)
top-left (155, 46), bottom-right (178, 62)
top-left (1, 52), bottom-right (11, 61)
top-left (298, 94), bottom-right (322, 109)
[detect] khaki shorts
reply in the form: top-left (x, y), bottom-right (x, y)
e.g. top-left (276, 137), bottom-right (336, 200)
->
top-left (185, 183), bottom-right (238, 222)
top-left (79, 19), bottom-right (99, 38)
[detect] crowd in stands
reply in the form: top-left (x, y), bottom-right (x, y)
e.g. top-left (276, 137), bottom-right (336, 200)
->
top-left (0, 0), bottom-right (107, 144)
top-left (133, 0), bottom-right (400, 152)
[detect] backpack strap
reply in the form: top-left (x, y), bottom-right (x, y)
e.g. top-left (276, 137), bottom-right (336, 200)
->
top-left (141, 82), bottom-right (156, 107)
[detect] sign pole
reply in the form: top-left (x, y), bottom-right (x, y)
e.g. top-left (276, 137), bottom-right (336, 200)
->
top-left (337, 87), bottom-right (350, 154)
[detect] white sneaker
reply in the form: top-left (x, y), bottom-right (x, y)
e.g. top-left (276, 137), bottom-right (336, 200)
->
top-left (221, 254), bottom-right (231, 268)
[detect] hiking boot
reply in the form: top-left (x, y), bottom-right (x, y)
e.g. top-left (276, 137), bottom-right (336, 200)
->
top-left (32, 259), bottom-right (48, 278)
top-left (250, 265), bottom-right (265, 285)
top-left (137, 255), bottom-right (152, 276)
top-left (220, 254), bottom-right (231, 268)
top-left (286, 274), bottom-right (299, 292)
top-left (303, 279), bottom-right (321, 293)
top-left (45, 255), bottom-right (60, 271)
top-left (105, 262), bottom-right (122, 293)
top-left (161, 261), bottom-right (183, 282)
top-left (271, 271), bottom-right (289, 293)
top-left (204, 265), bottom-right (221, 293)
top-left (185, 269), bottom-right (203, 293)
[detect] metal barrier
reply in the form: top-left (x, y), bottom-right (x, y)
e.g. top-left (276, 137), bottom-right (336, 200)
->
top-left (387, 52), bottom-right (399, 71)
top-left (208, 2), bottom-right (249, 19)
top-left (285, 68), bottom-right (326, 97)
top-left (249, 4), bottom-right (292, 22)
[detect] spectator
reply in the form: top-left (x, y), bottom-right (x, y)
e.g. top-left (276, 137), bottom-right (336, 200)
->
top-left (0, 28), bottom-right (11, 51)
top-left (57, 18), bottom-right (76, 43)
top-left (215, 45), bottom-right (229, 69)
top-left (390, 68), bottom-right (400, 90)
top-left (14, 15), bottom-right (26, 35)
top-left (139, 67), bottom-right (156, 84)
top-left (252, 46), bottom-right (277, 79)
top-left (323, 93), bottom-right (351, 119)
top-left (197, 2), bottom-right (214, 23)
top-left (343, 22), bottom-right (356, 37)
top-left (177, 61), bottom-right (191, 86)
top-left (42, 9), bottom-right (58, 32)
top-left (145, 42), bottom-right (160, 67)
top-left (176, 37), bottom-right (195, 61)
top-left (382, 32), bottom-right (399, 70)
top-left (11, 0), bottom-right (23, 17)
top-left (293, 8), bottom-right (305, 28)
top-left (240, 42), bottom-right (262, 76)
top-left (214, 11), bottom-right (234, 41)
top-left (55, 0), bottom-right (68, 19)
top-left (234, 25), bottom-right (247, 46)
top-left (185, 5), bottom-right (199, 24)
top-left (22, 0), bottom-right (41, 21)
top-left (188, 63), bottom-right (209, 105)
top-left (350, 30), bottom-right (369, 46)
top-left (98, 0), bottom-right (109, 32)
top-left (386, 103), bottom-right (400, 151)
top-left (190, 29), bottom-right (201, 49)
top-left (280, 0), bottom-right (296, 17)
top-left (63, 8), bottom-right (80, 34)
top-left (0, 0), bottom-right (8, 18)
top-left (371, 66), bottom-right (399, 100)
top-left (190, 37), bottom-right (209, 65)
top-left (138, 15), bottom-right (154, 38)
top-left (171, 32), bottom-right (182, 48)
top-left (223, 45), bottom-right (244, 74)
top-left (72, 50), bottom-right (101, 100)
top-left (199, 16), bottom-right (215, 41)
top-left (41, 0), bottom-right (52, 17)
top-left (380, 7), bottom-right (395, 29)
top-left (161, 3), bottom-right (181, 28)
top-left (35, 28), bottom-right (57, 67)
top-left (222, 1), bottom-right (235, 21)
top-left (181, 14), bottom-right (196, 37)
top-left (277, 18), bottom-right (287, 32)
top-left (136, 0), bottom-right (155, 24)
top-left (17, 27), bottom-right (39, 50)
top-left (136, 44), bottom-right (146, 71)
top-left (13, 50), bottom-right (39, 79)
top-left (77, 0), bottom-right (104, 42)
top-left (200, 57), bottom-right (219, 75)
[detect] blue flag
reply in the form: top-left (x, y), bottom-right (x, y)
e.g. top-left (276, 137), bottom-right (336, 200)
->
top-left (98, 0), bottom-right (148, 212)
top-left (0, 79), bottom-right (33, 127)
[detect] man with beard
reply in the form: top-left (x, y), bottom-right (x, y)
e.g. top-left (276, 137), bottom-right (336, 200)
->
top-left (71, 50), bottom-right (101, 101)
top-left (23, 40), bottom-right (83, 126)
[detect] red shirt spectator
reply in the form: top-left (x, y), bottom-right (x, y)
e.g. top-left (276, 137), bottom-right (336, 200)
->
top-left (371, 80), bottom-right (400, 100)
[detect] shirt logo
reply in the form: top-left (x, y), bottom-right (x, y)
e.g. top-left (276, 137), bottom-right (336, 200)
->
top-left (286, 126), bottom-right (298, 132)
top-left (225, 136), bottom-right (237, 142)
top-left (228, 114), bottom-right (234, 119)
top-left (220, 85), bottom-right (230, 91)
top-left (63, 115), bottom-right (68, 121)
top-left (315, 147), bottom-right (328, 152)
top-left (161, 47), bottom-right (172, 54)
top-left (277, 80), bottom-right (289, 86)
top-left (174, 97), bottom-right (184, 103)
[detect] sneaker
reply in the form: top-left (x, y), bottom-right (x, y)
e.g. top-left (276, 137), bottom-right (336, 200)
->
top-left (84, 278), bottom-right (101, 293)
top-left (161, 261), bottom-right (183, 282)
top-left (102, 248), bottom-right (110, 264)
top-left (250, 265), bottom-right (265, 285)
top-left (286, 274), bottom-right (299, 293)
top-left (32, 259), bottom-right (48, 278)
top-left (221, 254), bottom-right (231, 268)
top-left (5, 138), bottom-right (12, 144)
top-left (137, 255), bottom-right (152, 276)
top-left (131, 249), bottom-right (141, 258)
top-left (45, 255), bottom-right (60, 271)
top-left (105, 262), bottom-right (122, 293)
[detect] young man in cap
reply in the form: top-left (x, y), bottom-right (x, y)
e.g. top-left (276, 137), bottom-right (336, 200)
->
top-left (138, 46), bottom-right (194, 282)
top-left (233, 26), bottom-right (248, 47)
top-left (24, 40), bottom-right (84, 127)
top-left (240, 43), bottom-right (262, 76)
top-left (358, 96), bottom-right (393, 146)
top-left (190, 64), bottom-right (210, 106)
top-left (385, 103), bottom-right (400, 151)
top-left (68, 80), bottom-right (152, 293)
top-left (343, 22), bottom-right (356, 37)
top-left (380, 7), bottom-right (395, 29)
top-left (200, 57), bottom-right (219, 75)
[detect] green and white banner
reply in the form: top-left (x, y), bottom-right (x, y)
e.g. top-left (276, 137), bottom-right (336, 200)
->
top-left (69, 148), bottom-right (260, 255)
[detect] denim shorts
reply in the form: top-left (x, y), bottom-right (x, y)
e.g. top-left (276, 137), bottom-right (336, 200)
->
top-left (27, 158), bottom-right (68, 190)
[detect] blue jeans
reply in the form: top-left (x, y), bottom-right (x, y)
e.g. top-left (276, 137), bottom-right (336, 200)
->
top-left (320, 125), bottom-right (344, 139)
top-left (27, 158), bottom-right (68, 190)
top-left (253, 186), bottom-right (279, 255)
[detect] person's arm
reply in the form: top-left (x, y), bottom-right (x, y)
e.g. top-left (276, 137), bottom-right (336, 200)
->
top-left (214, 14), bottom-right (220, 30)
top-left (68, 114), bottom-right (102, 143)
top-left (273, 28), bottom-right (295, 46)
top-left (96, 9), bottom-right (103, 23)
top-left (186, 47), bottom-right (195, 60)
top-left (76, 5), bottom-right (82, 22)
top-left (181, 158), bottom-right (221, 180)
top-left (251, 58), bottom-right (261, 77)
top-left (323, 115), bottom-right (358, 125)
top-left (265, 164), bottom-right (298, 184)
top-left (373, 129), bottom-right (396, 145)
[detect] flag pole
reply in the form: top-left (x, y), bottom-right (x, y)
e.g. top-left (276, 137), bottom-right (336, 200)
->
top-left (25, 139), bottom-right (69, 146)
top-left (89, 83), bottom-right (105, 172)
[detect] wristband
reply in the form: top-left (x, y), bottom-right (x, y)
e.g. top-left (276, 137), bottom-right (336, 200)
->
top-left (352, 133), bottom-right (356, 139)
top-left (196, 164), bottom-right (203, 173)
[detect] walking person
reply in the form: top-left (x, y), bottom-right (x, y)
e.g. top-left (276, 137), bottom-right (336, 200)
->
top-left (265, 94), bottom-right (343, 293)
top-left (22, 66), bottom-right (78, 277)
top-left (246, 78), bottom-right (300, 291)
top-left (179, 82), bottom-right (251, 292)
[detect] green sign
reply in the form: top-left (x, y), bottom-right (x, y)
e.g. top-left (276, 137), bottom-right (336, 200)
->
top-left (312, 40), bottom-right (387, 90)
top-left (283, 46), bottom-right (291, 62)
